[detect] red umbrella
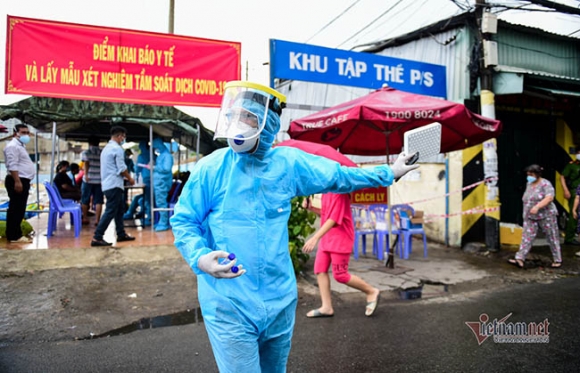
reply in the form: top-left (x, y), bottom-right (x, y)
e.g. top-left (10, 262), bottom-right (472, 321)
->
top-left (288, 87), bottom-right (501, 156)
top-left (276, 139), bottom-right (357, 167)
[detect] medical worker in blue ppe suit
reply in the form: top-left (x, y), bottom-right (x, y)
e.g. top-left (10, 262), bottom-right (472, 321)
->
top-left (152, 138), bottom-right (173, 232)
top-left (170, 81), bottom-right (419, 373)
top-left (124, 141), bottom-right (152, 222)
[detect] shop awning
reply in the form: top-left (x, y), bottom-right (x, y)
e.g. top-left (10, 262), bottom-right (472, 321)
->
top-left (527, 86), bottom-right (580, 98)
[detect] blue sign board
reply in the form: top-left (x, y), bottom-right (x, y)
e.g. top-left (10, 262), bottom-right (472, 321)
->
top-left (270, 39), bottom-right (447, 98)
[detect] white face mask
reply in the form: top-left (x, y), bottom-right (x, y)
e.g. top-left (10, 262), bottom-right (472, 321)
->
top-left (225, 121), bottom-right (260, 153)
top-left (575, 154), bottom-right (580, 161)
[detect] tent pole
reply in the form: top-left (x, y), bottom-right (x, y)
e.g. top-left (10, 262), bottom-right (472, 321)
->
top-left (49, 122), bottom-right (56, 186)
top-left (196, 123), bottom-right (201, 163)
top-left (384, 132), bottom-right (396, 269)
top-left (56, 135), bottom-right (60, 164)
top-left (176, 139), bottom-right (180, 172)
top-left (35, 130), bottom-right (40, 213)
top-left (149, 124), bottom-right (154, 232)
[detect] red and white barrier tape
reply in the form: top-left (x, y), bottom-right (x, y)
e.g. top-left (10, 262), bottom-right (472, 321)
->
top-left (406, 177), bottom-right (498, 206)
top-left (423, 205), bottom-right (500, 222)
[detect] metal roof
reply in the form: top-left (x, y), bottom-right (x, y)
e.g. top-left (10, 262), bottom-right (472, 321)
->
top-left (494, 65), bottom-right (580, 83)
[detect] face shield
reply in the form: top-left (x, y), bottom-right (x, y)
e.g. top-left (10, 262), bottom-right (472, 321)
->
top-left (214, 81), bottom-right (284, 154)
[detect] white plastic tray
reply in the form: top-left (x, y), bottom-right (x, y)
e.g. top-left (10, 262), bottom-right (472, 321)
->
top-left (403, 122), bottom-right (442, 162)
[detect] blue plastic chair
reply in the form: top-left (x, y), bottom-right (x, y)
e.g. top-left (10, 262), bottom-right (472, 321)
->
top-left (168, 180), bottom-right (183, 218)
top-left (399, 205), bottom-right (428, 259)
top-left (370, 204), bottom-right (407, 260)
top-left (44, 181), bottom-right (82, 238)
top-left (351, 204), bottom-right (376, 260)
top-left (153, 180), bottom-right (183, 223)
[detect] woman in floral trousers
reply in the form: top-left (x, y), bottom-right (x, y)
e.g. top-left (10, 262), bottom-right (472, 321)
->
top-left (509, 164), bottom-right (562, 269)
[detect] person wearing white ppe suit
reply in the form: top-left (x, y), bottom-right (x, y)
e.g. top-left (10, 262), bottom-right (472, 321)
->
top-left (170, 81), bottom-right (419, 373)
top-left (152, 138), bottom-right (173, 232)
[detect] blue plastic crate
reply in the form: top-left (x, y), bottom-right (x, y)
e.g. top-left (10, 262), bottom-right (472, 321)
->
top-left (399, 286), bottom-right (423, 300)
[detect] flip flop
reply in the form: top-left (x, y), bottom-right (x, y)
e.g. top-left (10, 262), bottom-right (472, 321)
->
top-left (365, 293), bottom-right (381, 317)
top-left (551, 262), bottom-right (562, 268)
top-left (508, 258), bottom-right (525, 269)
top-left (306, 309), bottom-right (334, 318)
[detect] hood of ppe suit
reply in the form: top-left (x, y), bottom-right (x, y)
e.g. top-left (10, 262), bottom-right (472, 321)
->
top-left (138, 141), bottom-right (149, 154)
top-left (234, 97), bottom-right (279, 158)
top-left (152, 138), bottom-right (169, 153)
top-left (137, 141), bottom-right (152, 181)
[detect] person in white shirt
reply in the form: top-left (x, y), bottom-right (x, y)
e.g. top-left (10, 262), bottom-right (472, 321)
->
top-left (3, 124), bottom-right (36, 243)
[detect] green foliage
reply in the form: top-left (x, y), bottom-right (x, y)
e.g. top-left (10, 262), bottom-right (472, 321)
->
top-left (288, 196), bottom-right (317, 275)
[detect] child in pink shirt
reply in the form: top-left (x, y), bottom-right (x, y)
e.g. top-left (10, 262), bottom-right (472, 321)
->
top-left (303, 193), bottom-right (381, 317)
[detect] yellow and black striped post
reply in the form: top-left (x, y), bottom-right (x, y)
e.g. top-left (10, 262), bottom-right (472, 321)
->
top-left (462, 144), bottom-right (486, 243)
top-left (555, 118), bottom-right (575, 213)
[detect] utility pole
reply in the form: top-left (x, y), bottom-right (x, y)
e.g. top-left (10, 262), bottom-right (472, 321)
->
top-left (168, 0), bottom-right (175, 34)
top-left (476, 0), bottom-right (500, 251)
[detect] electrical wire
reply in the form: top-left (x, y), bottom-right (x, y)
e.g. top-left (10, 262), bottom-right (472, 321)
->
top-left (449, 0), bottom-right (468, 10)
top-left (336, 0), bottom-right (406, 48)
top-left (304, 0), bottom-right (363, 43)
top-left (351, 0), bottom-right (461, 51)
top-left (349, 0), bottom-right (430, 47)
top-left (496, 39), bottom-right (578, 58)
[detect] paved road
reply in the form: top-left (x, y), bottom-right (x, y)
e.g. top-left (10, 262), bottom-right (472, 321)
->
top-left (1, 277), bottom-right (579, 373)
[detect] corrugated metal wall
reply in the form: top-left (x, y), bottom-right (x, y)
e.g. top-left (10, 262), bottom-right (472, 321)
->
top-left (496, 26), bottom-right (580, 79)
top-left (372, 28), bottom-right (474, 102)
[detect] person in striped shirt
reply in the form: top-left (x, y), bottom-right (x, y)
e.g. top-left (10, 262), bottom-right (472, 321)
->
top-left (81, 136), bottom-right (104, 225)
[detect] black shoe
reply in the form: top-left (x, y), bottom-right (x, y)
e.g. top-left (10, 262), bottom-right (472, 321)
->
top-left (117, 234), bottom-right (136, 242)
top-left (91, 239), bottom-right (112, 247)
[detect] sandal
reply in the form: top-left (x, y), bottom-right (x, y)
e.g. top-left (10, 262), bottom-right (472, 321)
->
top-left (306, 309), bottom-right (334, 318)
top-left (551, 262), bottom-right (562, 268)
top-left (508, 258), bottom-right (525, 269)
top-left (365, 293), bottom-right (381, 317)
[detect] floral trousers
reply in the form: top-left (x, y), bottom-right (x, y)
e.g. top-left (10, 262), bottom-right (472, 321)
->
top-left (516, 214), bottom-right (562, 263)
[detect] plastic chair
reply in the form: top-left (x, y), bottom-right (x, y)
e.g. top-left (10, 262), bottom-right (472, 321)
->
top-left (399, 205), bottom-right (428, 259)
top-left (168, 180), bottom-right (183, 218)
top-left (351, 204), bottom-right (376, 260)
top-left (370, 204), bottom-right (407, 260)
top-left (153, 179), bottom-right (184, 223)
top-left (44, 181), bottom-right (82, 238)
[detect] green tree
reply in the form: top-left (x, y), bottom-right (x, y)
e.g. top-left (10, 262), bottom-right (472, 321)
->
top-left (287, 196), bottom-right (317, 275)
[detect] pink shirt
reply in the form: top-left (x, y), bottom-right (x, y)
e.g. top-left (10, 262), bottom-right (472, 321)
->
top-left (318, 193), bottom-right (354, 254)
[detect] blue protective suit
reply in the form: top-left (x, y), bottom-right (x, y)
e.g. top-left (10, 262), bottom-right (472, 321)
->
top-left (134, 141), bottom-right (153, 225)
top-left (152, 138), bottom-right (173, 231)
top-left (171, 94), bottom-right (394, 373)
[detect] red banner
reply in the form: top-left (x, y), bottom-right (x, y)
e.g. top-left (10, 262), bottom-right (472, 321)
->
top-left (5, 16), bottom-right (241, 107)
top-left (351, 187), bottom-right (387, 205)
